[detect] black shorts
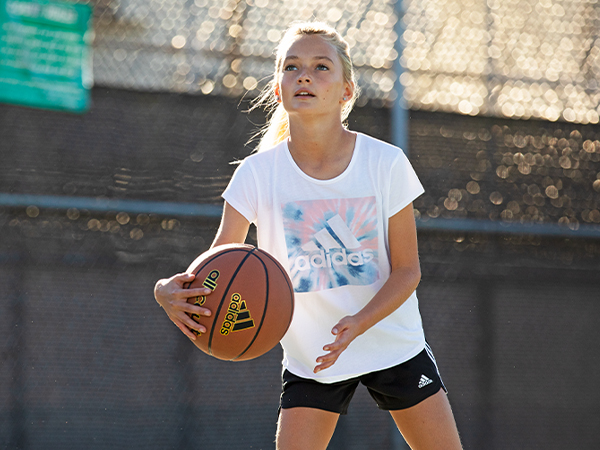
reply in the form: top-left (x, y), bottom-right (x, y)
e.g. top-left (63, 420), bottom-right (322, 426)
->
top-left (279, 345), bottom-right (446, 415)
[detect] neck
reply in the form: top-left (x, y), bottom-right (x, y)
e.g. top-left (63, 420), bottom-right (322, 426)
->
top-left (287, 116), bottom-right (356, 180)
top-left (287, 115), bottom-right (348, 159)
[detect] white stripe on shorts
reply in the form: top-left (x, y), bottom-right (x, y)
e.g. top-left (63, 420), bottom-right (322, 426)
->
top-left (425, 342), bottom-right (447, 391)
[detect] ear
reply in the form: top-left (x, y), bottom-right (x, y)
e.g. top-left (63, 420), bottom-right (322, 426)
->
top-left (341, 81), bottom-right (354, 103)
top-left (274, 84), bottom-right (282, 103)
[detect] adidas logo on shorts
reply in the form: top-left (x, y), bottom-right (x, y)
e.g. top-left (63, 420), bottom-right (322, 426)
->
top-left (418, 374), bottom-right (433, 389)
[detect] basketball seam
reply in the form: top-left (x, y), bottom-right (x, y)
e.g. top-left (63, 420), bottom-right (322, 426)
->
top-left (255, 249), bottom-right (295, 335)
top-left (185, 249), bottom-right (247, 347)
top-left (202, 249), bottom-right (255, 356)
top-left (232, 249), bottom-right (269, 361)
top-left (188, 248), bottom-right (250, 279)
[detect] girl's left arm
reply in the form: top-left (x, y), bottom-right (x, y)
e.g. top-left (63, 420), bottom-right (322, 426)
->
top-left (314, 203), bottom-right (422, 373)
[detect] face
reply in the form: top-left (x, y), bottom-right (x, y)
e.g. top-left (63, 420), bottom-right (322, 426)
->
top-left (275, 35), bottom-right (352, 119)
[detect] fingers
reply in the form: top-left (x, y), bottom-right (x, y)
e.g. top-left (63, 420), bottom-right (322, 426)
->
top-left (166, 272), bottom-right (200, 291)
top-left (156, 273), bottom-right (214, 303)
top-left (314, 350), bottom-right (345, 372)
top-left (173, 317), bottom-right (203, 341)
top-left (314, 332), bottom-right (349, 373)
top-left (169, 298), bottom-right (212, 317)
top-left (156, 272), bottom-right (217, 340)
top-left (314, 352), bottom-right (340, 373)
top-left (313, 317), bottom-right (357, 373)
top-left (169, 305), bottom-right (210, 339)
top-left (172, 272), bottom-right (213, 299)
top-left (176, 272), bottom-right (196, 284)
top-left (174, 296), bottom-right (212, 322)
top-left (173, 287), bottom-right (213, 301)
top-left (155, 273), bottom-right (218, 340)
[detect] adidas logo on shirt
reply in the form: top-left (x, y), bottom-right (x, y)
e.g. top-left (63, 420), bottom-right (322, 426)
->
top-left (418, 375), bottom-right (433, 389)
top-left (283, 197), bottom-right (380, 292)
top-left (293, 214), bottom-right (374, 272)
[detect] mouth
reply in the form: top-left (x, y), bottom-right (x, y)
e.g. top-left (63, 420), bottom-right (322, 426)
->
top-left (294, 89), bottom-right (315, 98)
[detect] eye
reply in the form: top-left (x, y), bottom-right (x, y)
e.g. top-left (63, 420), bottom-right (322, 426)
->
top-left (316, 64), bottom-right (329, 71)
top-left (284, 64), bottom-right (297, 71)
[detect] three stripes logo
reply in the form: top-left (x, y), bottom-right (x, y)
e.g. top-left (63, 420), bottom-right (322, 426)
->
top-left (418, 374), bottom-right (433, 389)
top-left (283, 197), bottom-right (380, 292)
top-left (191, 270), bottom-right (220, 337)
top-left (292, 213), bottom-right (374, 272)
top-left (220, 293), bottom-right (255, 336)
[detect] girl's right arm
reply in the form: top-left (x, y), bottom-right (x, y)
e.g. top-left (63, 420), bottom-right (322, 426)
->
top-left (154, 202), bottom-right (251, 340)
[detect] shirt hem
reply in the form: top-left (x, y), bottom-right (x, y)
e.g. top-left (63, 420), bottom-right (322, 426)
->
top-left (282, 340), bottom-right (427, 384)
top-left (388, 186), bottom-right (425, 218)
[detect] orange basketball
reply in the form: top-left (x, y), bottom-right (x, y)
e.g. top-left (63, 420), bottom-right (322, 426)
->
top-left (184, 243), bottom-right (294, 361)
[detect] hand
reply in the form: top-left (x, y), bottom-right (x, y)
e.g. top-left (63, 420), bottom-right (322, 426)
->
top-left (154, 273), bottom-right (213, 341)
top-left (314, 315), bottom-right (364, 374)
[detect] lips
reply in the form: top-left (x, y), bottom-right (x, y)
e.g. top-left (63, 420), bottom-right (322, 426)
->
top-left (294, 89), bottom-right (315, 97)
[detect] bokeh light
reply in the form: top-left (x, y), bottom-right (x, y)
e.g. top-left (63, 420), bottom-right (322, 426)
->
top-left (411, 117), bottom-right (600, 228)
top-left (87, 0), bottom-right (600, 232)
top-left (91, 0), bottom-right (600, 123)
top-left (402, 0), bottom-right (599, 123)
top-left (92, 0), bottom-right (401, 102)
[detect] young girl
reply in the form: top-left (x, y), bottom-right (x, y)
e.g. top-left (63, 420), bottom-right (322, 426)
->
top-left (154, 22), bottom-right (463, 450)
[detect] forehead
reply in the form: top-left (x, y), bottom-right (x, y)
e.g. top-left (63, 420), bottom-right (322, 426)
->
top-left (283, 34), bottom-right (339, 61)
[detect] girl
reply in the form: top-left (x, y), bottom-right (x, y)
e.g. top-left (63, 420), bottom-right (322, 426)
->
top-left (154, 22), bottom-right (463, 450)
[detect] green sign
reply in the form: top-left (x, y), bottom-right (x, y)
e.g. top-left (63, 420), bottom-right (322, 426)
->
top-left (0, 0), bottom-right (93, 113)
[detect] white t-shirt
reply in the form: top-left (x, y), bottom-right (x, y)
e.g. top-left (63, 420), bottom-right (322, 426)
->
top-left (222, 133), bottom-right (426, 383)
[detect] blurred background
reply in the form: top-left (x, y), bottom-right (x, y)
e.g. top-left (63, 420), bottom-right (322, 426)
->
top-left (1, 0), bottom-right (600, 448)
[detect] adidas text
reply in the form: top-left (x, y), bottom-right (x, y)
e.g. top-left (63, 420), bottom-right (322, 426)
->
top-left (220, 293), bottom-right (255, 335)
top-left (293, 249), bottom-right (374, 272)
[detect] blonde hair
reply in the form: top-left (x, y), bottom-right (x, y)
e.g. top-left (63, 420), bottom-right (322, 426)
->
top-left (249, 22), bottom-right (360, 152)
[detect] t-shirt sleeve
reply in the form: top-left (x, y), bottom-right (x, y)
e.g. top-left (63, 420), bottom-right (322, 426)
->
top-left (222, 159), bottom-right (259, 224)
top-left (388, 150), bottom-right (425, 217)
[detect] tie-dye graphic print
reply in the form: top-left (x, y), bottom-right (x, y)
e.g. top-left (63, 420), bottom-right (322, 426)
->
top-left (282, 197), bottom-right (380, 293)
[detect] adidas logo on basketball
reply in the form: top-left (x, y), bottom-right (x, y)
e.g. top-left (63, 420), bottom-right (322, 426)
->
top-left (220, 292), bottom-right (255, 336)
top-left (293, 214), bottom-right (373, 271)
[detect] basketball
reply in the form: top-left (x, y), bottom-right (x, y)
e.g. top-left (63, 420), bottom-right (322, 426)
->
top-left (184, 243), bottom-right (294, 361)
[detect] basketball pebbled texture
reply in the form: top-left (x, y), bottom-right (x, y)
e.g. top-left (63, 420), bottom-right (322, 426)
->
top-left (184, 243), bottom-right (294, 361)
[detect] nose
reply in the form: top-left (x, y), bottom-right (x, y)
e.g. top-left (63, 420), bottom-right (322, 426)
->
top-left (297, 76), bottom-right (311, 85)
top-left (296, 69), bottom-right (311, 84)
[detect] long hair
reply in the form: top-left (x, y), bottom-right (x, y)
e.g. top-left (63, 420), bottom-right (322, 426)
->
top-left (249, 22), bottom-right (360, 153)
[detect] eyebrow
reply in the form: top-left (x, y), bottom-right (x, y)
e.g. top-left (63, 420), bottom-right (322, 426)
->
top-left (284, 55), bottom-right (335, 64)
